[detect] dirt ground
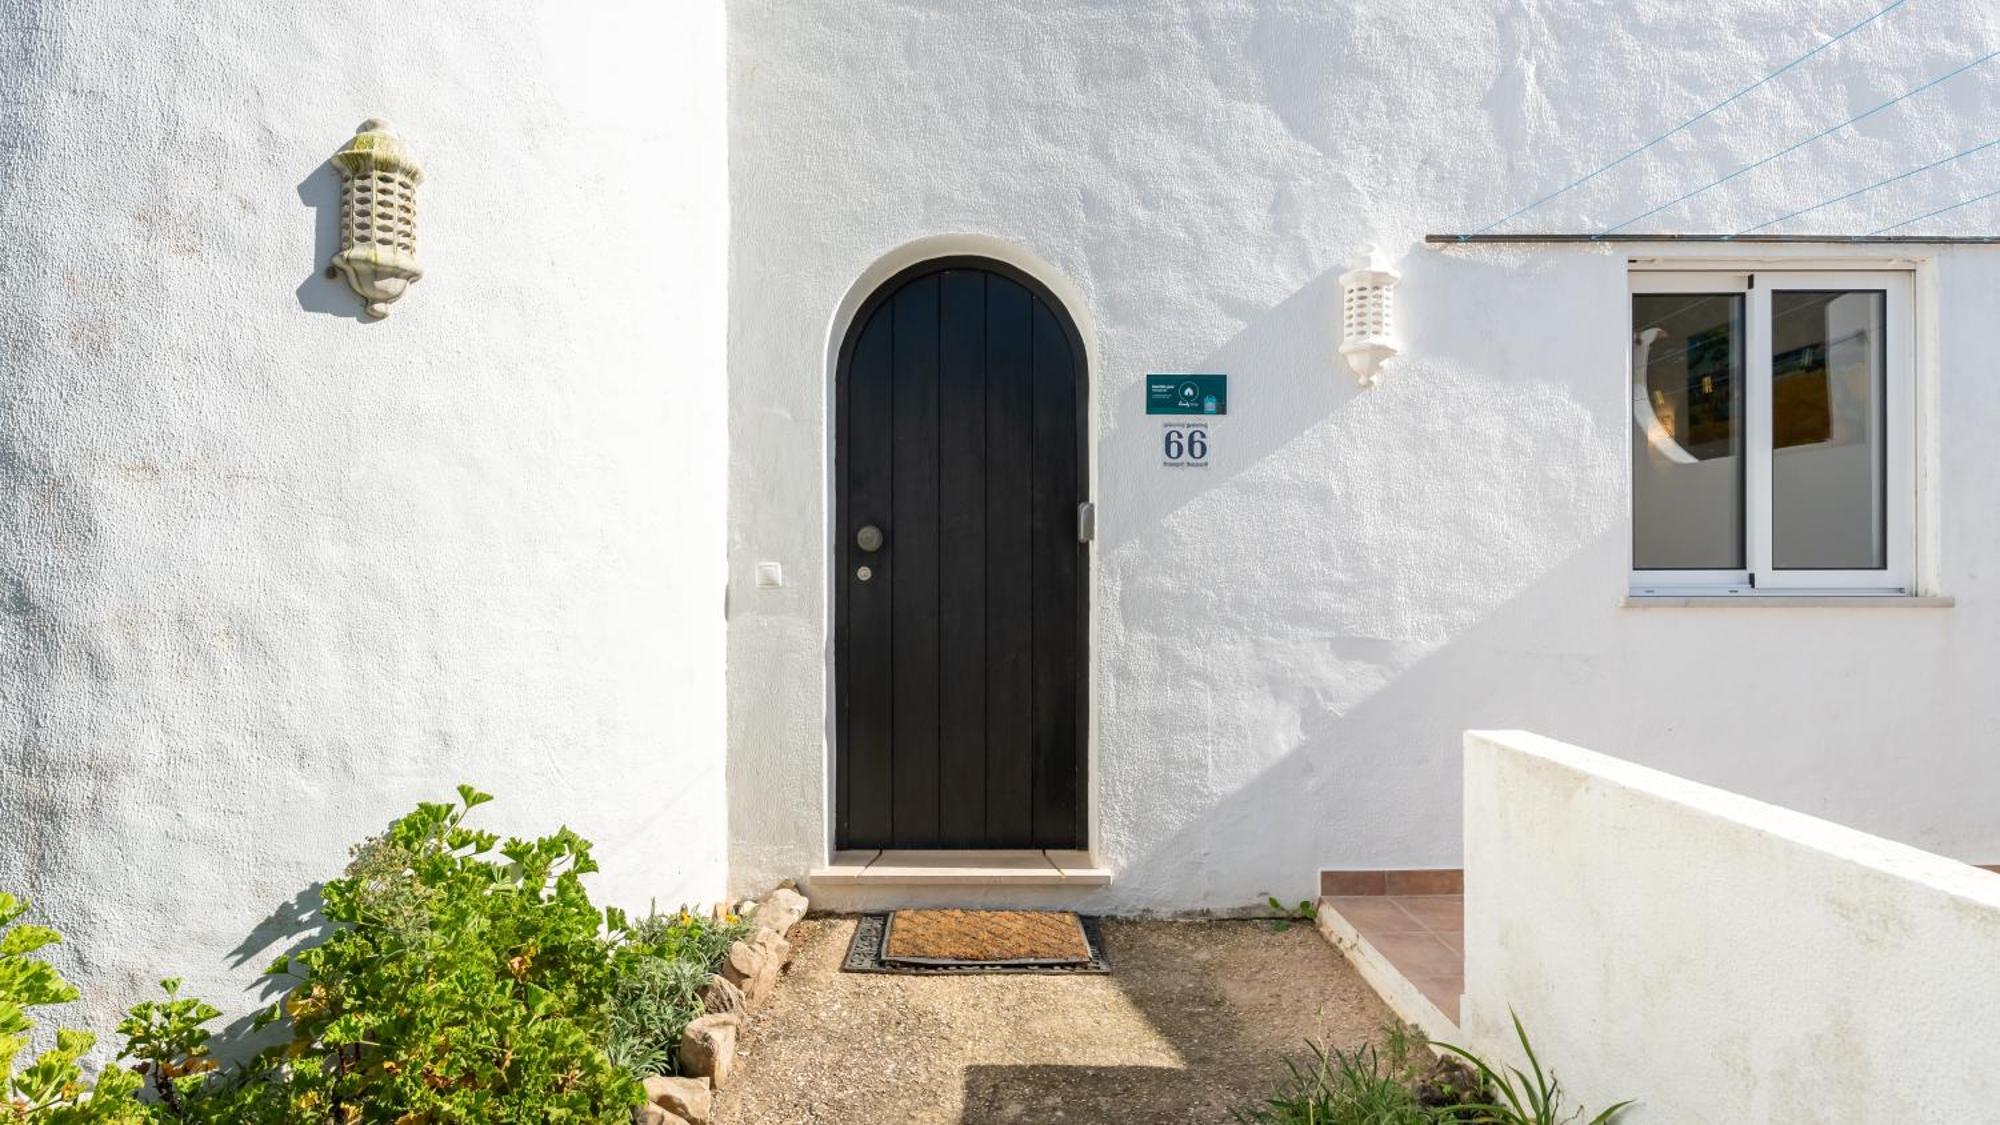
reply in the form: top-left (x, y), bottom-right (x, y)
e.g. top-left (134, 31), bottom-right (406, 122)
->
top-left (716, 917), bottom-right (1396, 1125)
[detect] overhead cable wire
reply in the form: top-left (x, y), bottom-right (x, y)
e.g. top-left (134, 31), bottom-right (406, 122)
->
top-left (1735, 137), bottom-right (2000, 234)
top-left (1460, 0), bottom-right (1913, 238)
top-left (1602, 48), bottom-right (2000, 235)
top-left (1868, 185), bottom-right (2000, 233)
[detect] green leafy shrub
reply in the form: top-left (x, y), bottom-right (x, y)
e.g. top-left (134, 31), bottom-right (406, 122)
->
top-left (603, 953), bottom-right (707, 1079)
top-left (1434, 1012), bottom-right (1631, 1125)
top-left (622, 909), bottom-right (748, 971)
top-left (241, 785), bottom-right (641, 1123)
top-left (1236, 1040), bottom-right (1433, 1124)
top-left (114, 980), bottom-right (219, 1118)
top-left (13, 787), bottom-right (763, 1123)
top-left (1266, 897), bottom-right (1319, 933)
top-left (1241, 1020), bottom-right (1628, 1125)
top-left (604, 909), bottom-right (749, 1078)
top-left (0, 892), bottom-right (150, 1123)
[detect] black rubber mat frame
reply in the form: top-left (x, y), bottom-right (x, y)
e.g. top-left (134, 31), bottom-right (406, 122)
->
top-left (842, 913), bottom-right (1111, 974)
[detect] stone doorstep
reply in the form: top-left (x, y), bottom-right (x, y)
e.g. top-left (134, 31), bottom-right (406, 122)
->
top-left (808, 849), bottom-right (1112, 886)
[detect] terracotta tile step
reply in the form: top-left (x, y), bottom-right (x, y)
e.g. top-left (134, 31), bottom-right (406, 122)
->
top-left (1315, 893), bottom-right (1465, 1030)
top-left (1320, 868), bottom-right (1464, 896)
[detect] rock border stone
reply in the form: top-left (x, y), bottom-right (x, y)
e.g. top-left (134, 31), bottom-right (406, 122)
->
top-left (628, 884), bottom-right (810, 1120)
top-left (642, 1074), bottom-right (714, 1124)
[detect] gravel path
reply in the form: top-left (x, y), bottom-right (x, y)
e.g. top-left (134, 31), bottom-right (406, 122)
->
top-left (717, 916), bottom-right (1396, 1124)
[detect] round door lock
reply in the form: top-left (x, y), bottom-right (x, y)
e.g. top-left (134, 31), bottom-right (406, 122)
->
top-left (856, 565), bottom-right (873, 582)
top-left (855, 525), bottom-right (884, 552)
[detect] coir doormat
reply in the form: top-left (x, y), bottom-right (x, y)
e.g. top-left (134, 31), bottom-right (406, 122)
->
top-left (842, 910), bottom-right (1110, 974)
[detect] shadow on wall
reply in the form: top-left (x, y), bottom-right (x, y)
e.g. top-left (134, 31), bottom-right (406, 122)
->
top-left (1101, 529), bottom-right (1627, 911)
top-left (197, 881), bottom-right (335, 1059)
top-left (1096, 241), bottom-right (1583, 545)
top-left (1100, 266), bottom-right (1361, 551)
top-left (295, 161), bottom-right (373, 322)
top-left (1085, 242), bottom-right (1638, 910)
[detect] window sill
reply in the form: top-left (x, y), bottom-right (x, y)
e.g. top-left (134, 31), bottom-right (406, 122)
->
top-left (1621, 594), bottom-right (1954, 609)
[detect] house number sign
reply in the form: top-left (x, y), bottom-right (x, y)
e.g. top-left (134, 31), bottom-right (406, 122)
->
top-left (1149, 373), bottom-right (1222, 469)
top-left (1160, 422), bottom-right (1210, 468)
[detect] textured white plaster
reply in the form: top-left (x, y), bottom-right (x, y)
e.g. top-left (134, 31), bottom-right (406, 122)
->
top-left (0, 0), bottom-right (728, 1054)
top-left (8, 0), bottom-right (2000, 1058)
top-left (1462, 729), bottom-right (2000, 1121)
top-left (724, 0), bottom-right (2000, 912)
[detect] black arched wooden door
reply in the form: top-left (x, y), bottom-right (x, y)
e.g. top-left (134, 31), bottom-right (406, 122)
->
top-left (836, 258), bottom-right (1087, 850)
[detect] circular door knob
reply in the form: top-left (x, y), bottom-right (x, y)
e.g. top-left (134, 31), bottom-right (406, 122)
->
top-left (855, 525), bottom-right (884, 552)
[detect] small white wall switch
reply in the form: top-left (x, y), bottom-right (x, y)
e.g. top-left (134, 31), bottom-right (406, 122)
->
top-left (755, 562), bottom-right (784, 589)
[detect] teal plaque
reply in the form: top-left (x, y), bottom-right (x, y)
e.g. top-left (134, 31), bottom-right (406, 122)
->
top-left (1146, 374), bottom-right (1226, 415)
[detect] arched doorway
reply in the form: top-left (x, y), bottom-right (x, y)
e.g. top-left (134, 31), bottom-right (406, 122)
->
top-left (834, 257), bottom-right (1088, 850)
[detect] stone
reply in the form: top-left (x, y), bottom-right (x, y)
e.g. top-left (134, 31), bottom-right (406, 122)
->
top-left (749, 924), bottom-right (791, 965)
top-left (751, 927), bottom-right (791, 991)
top-left (643, 1074), bottom-right (714, 1125)
top-left (631, 1104), bottom-right (688, 1125)
top-left (720, 928), bottom-right (789, 1009)
top-left (749, 886), bottom-right (809, 935)
top-left (719, 937), bottom-right (761, 989)
top-left (700, 972), bottom-right (745, 1015)
top-left (678, 1012), bottom-right (740, 1088)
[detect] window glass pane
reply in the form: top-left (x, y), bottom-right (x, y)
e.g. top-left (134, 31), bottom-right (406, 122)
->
top-left (1771, 291), bottom-right (1886, 570)
top-left (1631, 293), bottom-right (1744, 569)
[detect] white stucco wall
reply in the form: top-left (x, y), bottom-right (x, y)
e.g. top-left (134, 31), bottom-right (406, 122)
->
top-left (725, 0), bottom-right (2000, 911)
top-left (0, 0), bottom-right (728, 1050)
top-left (1461, 729), bottom-right (2000, 1121)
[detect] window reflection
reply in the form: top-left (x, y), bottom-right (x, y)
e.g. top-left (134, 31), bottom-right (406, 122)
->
top-left (1771, 291), bottom-right (1886, 569)
top-left (1631, 294), bottom-right (1744, 570)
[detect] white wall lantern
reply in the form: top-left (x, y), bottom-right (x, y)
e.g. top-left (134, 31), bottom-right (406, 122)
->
top-left (330, 119), bottom-right (424, 318)
top-left (1339, 244), bottom-right (1400, 386)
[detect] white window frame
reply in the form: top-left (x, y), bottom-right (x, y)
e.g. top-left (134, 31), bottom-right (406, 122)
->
top-left (1629, 269), bottom-right (1913, 597)
top-left (1629, 272), bottom-right (1752, 593)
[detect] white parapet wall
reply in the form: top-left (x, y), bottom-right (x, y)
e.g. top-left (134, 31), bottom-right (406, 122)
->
top-left (1462, 730), bottom-right (2000, 1122)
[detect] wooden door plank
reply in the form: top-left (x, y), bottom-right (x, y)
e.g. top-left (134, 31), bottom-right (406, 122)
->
top-left (890, 276), bottom-right (943, 847)
top-left (936, 270), bottom-right (988, 846)
top-left (982, 275), bottom-right (1036, 847)
top-left (1029, 298), bottom-right (1081, 848)
top-left (843, 304), bottom-right (896, 847)
top-left (841, 261), bottom-right (1087, 854)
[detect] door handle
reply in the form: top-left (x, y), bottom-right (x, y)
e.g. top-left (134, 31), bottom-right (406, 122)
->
top-left (856, 525), bottom-right (884, 552)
